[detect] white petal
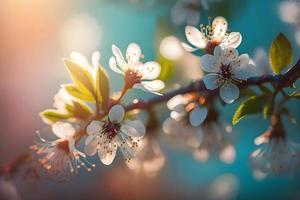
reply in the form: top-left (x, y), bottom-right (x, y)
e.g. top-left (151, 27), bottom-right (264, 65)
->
top-left (98, 141), bottom-right (117, 165)
top-left (213, 45), bottom-right (223, 57)
top-left (221, 48), bottom-right (239, 65)
top-left (181, 42), bottom-right (198, 52)
top-left (200, 54), bottom-right (218, 73)
top-left (84, 135), bottom-right (100, 156)
top-left (185, 26), bottom-right (207, 49)
top-left (126, 43), bottom-right (142, 64)
top-left (109, 57), bottom-right (124, 74)
top-left (140, 80), bottom-right (165, 91)
top-left (121, 120), bottom-right (145, 138)
top-left (203, 74), bottom-right (220, 90)
top-left (212, 16), bottom-right (228, 42)
top-left (221, 32), bottom-right (242, 49)
top-left (167, 95), bottom-right (188, 110)
top-left (220, 82), bottom-right (240, 104)
top-left (108, 104), bottom-right (125, 123)
top-left (52, 122), bottom-right (75, 139)
top-left (70, 52), bottom-right (91, 70)
top-left (112, 44), bottom-right (126, 67)
top-left (233, 54), bottom-right (255, 80)
top-left (92, 51), bottom-right (101, 68)
top-left (189, 106), bottom-right (208, 127)
top-left (140, 61), bottom-right (161, 80)
top-left (86, 120), bottom-right (103, 136)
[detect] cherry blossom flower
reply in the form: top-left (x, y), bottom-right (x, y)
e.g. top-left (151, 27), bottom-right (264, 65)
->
top-left (182, 16), bottom-right (242, 53)
top-left (193, 121), bottom-right (236, 164)
top-left (84, 104), bottom-right (145, 165)
top-left (250, 120), bottom-right (300, 176)
top-left (167, 94), bottom-right (208, 127)
top-left (32, 122), bottom-right (94, 179)
top-left (109, 43), bottom-right (165, 95)
top-left (126, 136), bottom-right (165, 177)
top-left (201, 46), bottom-right (255, 103)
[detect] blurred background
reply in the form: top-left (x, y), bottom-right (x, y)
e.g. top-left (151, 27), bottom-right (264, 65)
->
top-left (0, 0), bottom-right (300, 199)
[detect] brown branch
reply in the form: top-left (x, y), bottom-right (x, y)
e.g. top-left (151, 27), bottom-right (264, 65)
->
top-left (125, 58), bottom-right (300, 112)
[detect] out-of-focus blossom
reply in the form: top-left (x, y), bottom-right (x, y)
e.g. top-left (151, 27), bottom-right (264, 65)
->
top-left (249, 48), bottom-right (273, 76)
top-left (201, 46), bottom-right (255, 103)
top-left (109, 43), bottom-right (165, 95)
top-left (182, 16), bottom-right (242, 53)
top-left (278, 1), bottom-right (300, 46)
top-left (0, 179), bottom-right (20, 200)
top-left (193, 121), bottom-right (236, 164)
top-left (160, 36), bottom-right (184, 61)
top-left (53, 88), bottom-right (74, 113)
top-left (167, 94), bottom-right (208, 127)
top-left (208, 173), bottom-right (239, 200)
top-left (171, 0), bottom-right (208, 26)
top-left (32, 122), bottom-right (93, 179)
top-left (126, 135), bottom-right (165, 177)
top-left (250, 115), bottom-right (300, 178)
top-left (85, 105), bottom-right (145, 165)
top-left (60, 13), bottom-right (101, 54)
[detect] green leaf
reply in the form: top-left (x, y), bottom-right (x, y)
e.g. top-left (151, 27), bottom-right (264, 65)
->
top-left (263, 104), bottom-right (272, 119)
top-left (65, 101), bottom-right (92, 121)
top-left (259, 85), bottom-right (272, 93)
top-left (63, 59), bottom-right (95, 100)
top-left (232, 94), bottom-right (270, 125)
top-left (63, 84), bottom-right (95, 102)
top-left (269, 33), bottom-right (292, 74)
top-left (289, 91), bottom-right (300, 100)
top-left (95, 66), bottom-right (110, 106)
top-left (39, 109), bottom-right (72, 124)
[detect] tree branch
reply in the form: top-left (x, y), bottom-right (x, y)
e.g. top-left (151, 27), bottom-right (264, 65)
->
top-left (125, 58), bottom-right (300, 112)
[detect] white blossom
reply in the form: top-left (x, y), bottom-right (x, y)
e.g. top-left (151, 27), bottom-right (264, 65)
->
top-left (182, 16), bottom-right (242, 53)
top-left (250, 48), bottom-right (273, 76)
top-left (109, 43), bottom-right (165, 95)
top-left (85, 104), bottom-right (145, 165)
top-left (32, 122), bottom-right (93, 179)
top-left (201, 46), bottom-right (255, 103)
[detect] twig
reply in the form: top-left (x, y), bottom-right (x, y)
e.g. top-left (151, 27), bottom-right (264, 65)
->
top-left (125, 58), bottom-right (300, 111)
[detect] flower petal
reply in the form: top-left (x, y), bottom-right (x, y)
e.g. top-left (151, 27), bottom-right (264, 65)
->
top-left (200, 54), bottom-right (218, 73)
top-left (189, 106), bottom-right (208, 127)
top-left (112, 44), bottom-right (126, 67)
top-left (109, 57), bottom-right (124, 74)
top-left (108, 104), bottom-right (125, 123)
top-left (87, 120), bottom-right (103, 136)
top-left (212, 16), bottom-right (228, 42)
top-left (121, 120), bottom-right (145, 138)
top-left (92, 51), bottom-right (101, 68)
top-left (203, 74), bottom-right (220, 90)
top-left (84, 135), bottom-right (100, 156)
top-left (181, 42), bottom-right (198, 52)
top-left (233, 54), bottom-right (255, 80)
top-left (221, 48), bottom-right (239, 65)
top-left (140, 61), bottom-right (161, 80)
top-left (143, 80), bottom-right (165, 91)
top-left (52, 122), bottom-right (75, 139)
top-left (220, 82), bottom-right (240, 104)
top-left (185, 26), bottom-right (207, 49)
top-left (126, 43), bottom-right (142, 65)
top-left (221, 32), bottom-right (242, 49)
top-left (167, 95), bottom-right (189, 110)
top-left (98, 141), bottom-right (117, 165)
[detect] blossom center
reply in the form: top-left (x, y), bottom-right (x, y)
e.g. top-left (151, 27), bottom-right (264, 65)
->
top-left (57, 140), bottom-right (70, 153)
top-left (220, 63), bottom-right (232, 80)
top-left (124, 68), bottom-right (142, 88)
top-left (103, 121), bottom-right (120, 140)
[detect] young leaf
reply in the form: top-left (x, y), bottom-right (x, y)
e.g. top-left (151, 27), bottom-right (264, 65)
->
top-left (63, 59), bottom-right (95, 100)
top-left (289, 91), bottom-right (300, 100)
top-left (65, 101), bottom-right (92, 121)
top-left (39, 109), bottom-right (72, 124)
top-left (263, 104), bottom-right (272, 119)
top-left (95, 66), bottom-right (110, 106)
top-left (232, 94), bottom-right (270, 125)
top-left (269, 33), bottom-right (292, 74)
top-left (63, 84), bottom-right (95, 102)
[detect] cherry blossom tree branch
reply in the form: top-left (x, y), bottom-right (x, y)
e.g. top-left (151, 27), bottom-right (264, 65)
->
top-left (125, 58), bottom-right (300, 112)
